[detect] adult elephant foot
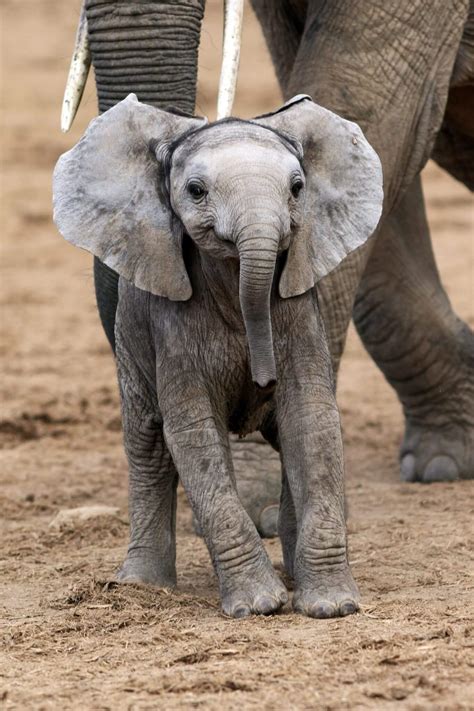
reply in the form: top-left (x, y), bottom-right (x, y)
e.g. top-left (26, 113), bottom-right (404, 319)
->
top-left (354, 175), bottom-right (474, 484)
top-left (400, 393), bottom-right (474, 482)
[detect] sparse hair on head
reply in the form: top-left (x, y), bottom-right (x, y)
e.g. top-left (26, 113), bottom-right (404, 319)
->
top-left (151, 115), bottom-right (304, 211)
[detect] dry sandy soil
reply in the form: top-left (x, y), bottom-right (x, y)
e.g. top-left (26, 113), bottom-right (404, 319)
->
top-left (1, 1), bottom-right (473, 709)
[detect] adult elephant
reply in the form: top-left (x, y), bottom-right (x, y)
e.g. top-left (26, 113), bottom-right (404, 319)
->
top-left (250, 0), bottom-right (474, 485)
top-left (62, 0), bottom-right (473, 508)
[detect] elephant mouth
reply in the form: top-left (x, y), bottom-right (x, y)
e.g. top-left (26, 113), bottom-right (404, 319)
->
top-left (255, 379), bottom-right (276, 398)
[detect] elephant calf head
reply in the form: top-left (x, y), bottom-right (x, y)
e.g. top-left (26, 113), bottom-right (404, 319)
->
top-left (53, 94), bottom-right (383, 388)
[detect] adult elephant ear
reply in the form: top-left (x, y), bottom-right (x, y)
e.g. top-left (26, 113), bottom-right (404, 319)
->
top-left (254, 95), bottom-right (384, 298)
top-left (53, 94), bottom-right (206, 300)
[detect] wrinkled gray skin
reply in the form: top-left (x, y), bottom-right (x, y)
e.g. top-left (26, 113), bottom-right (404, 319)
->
top-left (54, 93), bottom-right (383, 617)
top-left (85, 0), bottom-right (473, 493)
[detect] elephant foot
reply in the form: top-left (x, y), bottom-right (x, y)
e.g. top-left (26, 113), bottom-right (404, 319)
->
top-left (116, 548), bottom-right (176, 588)
top-left (231, 434), bottom-right (281, 538)
top-left (221, 569), bottom-right (288, 618)
top-left (400, 417), bottom-right (474, 482)
top-left (293, 565), bottom-right (360, 619)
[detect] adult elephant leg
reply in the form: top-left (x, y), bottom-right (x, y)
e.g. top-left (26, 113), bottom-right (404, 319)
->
top-left (354, 175), bottom-right (474, 481)
top-left (316, 248), bottom-right (373, 379)
top-left (93, 257), bottom-right (119, 352)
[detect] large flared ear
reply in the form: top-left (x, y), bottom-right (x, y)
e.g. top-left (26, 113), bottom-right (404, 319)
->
top-left (53, 94), bottom-right (206, 300)
top-left (254, 96), bottom-right (384, 298)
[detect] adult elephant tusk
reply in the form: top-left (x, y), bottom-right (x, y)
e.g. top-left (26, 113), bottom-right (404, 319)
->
top-left (60, 2), bottom-right (91, 133)
top-left (216, 0), bottom-right (244, 119)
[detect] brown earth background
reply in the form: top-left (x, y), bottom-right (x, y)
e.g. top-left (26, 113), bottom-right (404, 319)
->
top-left (1, 1), bottom-right (474, 708)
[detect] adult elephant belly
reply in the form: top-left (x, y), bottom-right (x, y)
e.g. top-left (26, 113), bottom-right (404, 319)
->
top-left (432, 85), bottom-right (474, 190)
top-left (85, 0), bottom-right (205, 351)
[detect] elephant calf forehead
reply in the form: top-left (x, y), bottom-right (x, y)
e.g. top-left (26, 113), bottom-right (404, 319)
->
top-left (175, 122), bottom-right (297, 161)
top-left (173, 133), bottom-right (301, 185)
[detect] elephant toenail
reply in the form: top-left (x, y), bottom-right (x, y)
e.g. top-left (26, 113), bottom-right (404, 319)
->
top-left (255, 596), bottom-right (277, 615)
top-left (308, 601), bottom-right (337, 619)
top-left (233, 605), bottom-right (251, 618)
top-left (339, 600), bottom-right (358, 616)
top-left (258, 504), bottom-right (279, 538)
top-left (423, 456), bottom-right (458, 483)
top-left (400, 453), bottom-right (417, 481)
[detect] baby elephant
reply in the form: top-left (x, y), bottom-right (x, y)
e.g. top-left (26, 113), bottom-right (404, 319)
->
top-left (53, 94), bottom-right (382, 618)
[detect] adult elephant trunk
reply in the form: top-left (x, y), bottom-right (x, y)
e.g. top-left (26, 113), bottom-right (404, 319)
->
top-left (86, 0), bottom-right (205, 115)
top-left (237, 227), bottom-right (280, 391)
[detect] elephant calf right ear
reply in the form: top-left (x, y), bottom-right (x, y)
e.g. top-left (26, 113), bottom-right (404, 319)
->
top-left (53, 94), bottom-right (206, 300)
top-left (255, 96), bottom-right (384, 298)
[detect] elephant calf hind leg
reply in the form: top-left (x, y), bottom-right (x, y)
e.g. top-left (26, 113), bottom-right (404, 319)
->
top-left (354, 175), bottom-right (474, 482)
top-left (117, 418), bottom-right (178, 588)
top-left (115, 345), bottom-right (178, 588)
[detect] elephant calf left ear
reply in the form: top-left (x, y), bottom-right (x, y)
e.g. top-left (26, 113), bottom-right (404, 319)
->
top-left (53, 94), bottom-right (207, 301)
top-left (254, 97), bottom-right (384, 298)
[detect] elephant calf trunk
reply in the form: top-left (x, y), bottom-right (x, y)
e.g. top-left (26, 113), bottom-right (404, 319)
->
top-left (238, 235), bottom-right (279, 391)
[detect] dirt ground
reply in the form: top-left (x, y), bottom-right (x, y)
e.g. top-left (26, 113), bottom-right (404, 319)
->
top-left (1, 1), bottom-right (473, 709)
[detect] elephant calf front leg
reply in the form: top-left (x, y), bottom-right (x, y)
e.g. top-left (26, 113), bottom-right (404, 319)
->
top-left (162, 394), bottom-right (288, 618)
top-left (278, 391), bottom-right (359, 618)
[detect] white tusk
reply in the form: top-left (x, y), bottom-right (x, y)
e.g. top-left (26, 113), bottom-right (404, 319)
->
top-left (61, 2), bottom-right (91, 132)
top-left (216, 0), bottom-right (244, 119)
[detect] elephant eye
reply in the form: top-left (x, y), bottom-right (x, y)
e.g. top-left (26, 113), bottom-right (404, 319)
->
top-left (187, 181), bottom-right (207, 201)
top-left (291, 177), bottom-right (304, 199)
